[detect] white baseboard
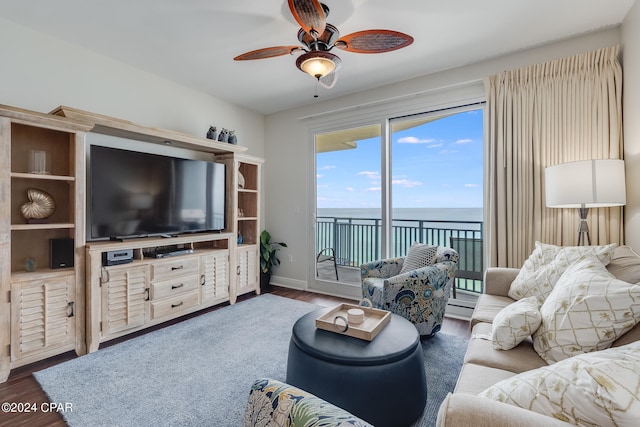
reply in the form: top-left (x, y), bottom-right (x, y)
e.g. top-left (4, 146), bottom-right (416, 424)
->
top-left (270, 275), bottom-right (306, 290)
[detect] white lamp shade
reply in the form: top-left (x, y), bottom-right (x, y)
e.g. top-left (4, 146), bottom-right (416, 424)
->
top-left (545, 159), bottom-right (626, 208)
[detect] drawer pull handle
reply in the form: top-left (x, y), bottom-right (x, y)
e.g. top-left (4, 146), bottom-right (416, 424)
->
top-left (171, 265), bottom-right (184, 271)
top-left (171, 283), bottom-right (184, 290)
top-left (201, 274), bottom-right (205, 286)
top-left (171, 302), bottom-right (184, 308)
top-left (144, 288), bottom-right (150, 301)
top-left (67, 301), bottom-right (75, 318)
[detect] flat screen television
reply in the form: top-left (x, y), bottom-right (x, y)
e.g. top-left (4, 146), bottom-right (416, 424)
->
top-left (89, 145), bottom-right (226, 240)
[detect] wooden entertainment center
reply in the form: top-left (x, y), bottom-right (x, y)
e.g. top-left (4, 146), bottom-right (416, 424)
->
top-left (0, 104), bottom-right (263, 381)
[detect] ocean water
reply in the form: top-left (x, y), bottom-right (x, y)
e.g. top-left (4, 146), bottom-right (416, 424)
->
top-left (317, 207), bottom-right (483, 222)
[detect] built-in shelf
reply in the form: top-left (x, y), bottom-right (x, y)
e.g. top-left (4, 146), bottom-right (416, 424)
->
top-left (11, 172), bottom-right (75, 182)
top-left (11, 223), bottom-right (75, 231)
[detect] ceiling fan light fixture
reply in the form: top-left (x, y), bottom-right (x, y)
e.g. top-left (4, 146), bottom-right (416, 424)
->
top-left (296, 51), bottom-right (341, 79)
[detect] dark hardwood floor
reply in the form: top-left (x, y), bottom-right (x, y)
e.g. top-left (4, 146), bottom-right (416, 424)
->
top-left (0, 287), bottom-right (470, 427)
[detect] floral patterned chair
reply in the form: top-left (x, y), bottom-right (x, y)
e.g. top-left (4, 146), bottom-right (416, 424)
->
top-left (361, 244), bottom-right (459, 337)
top-left (243, 378), bottom-right (372, 427)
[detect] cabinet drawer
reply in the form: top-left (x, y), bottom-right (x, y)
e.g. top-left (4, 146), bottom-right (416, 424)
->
top-left (150, 274), bottom-right (200, 300)
top-left (150, 289), bottom-right (200, 320)
top-left (150, 256), bottom-right (199, 281)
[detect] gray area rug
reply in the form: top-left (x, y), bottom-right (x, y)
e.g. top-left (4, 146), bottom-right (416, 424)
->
top-left (34, 294), bottom-right (467, 426)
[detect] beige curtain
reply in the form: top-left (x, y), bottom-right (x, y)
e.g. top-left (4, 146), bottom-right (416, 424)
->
top-left (485, 45), bottom-right (624, 268)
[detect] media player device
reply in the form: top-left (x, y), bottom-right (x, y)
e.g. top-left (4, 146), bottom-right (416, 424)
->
top-left (50, 238), bottom-right (74, 269)
top-left (102, 249), bottom-right (134, 266)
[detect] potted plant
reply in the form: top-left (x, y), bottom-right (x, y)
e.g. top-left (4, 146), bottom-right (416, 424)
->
top-left (260, 230), bottom-right (287, 292)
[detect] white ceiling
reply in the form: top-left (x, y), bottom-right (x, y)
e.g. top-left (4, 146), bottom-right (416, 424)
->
top-left (0, 0), bottom-right (635, 115)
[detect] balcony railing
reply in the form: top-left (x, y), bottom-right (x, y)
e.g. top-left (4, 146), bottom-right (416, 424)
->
top-left (316, 216), bottom-right (484, 293)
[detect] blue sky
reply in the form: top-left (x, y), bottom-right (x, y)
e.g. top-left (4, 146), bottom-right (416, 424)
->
top-left (316, 109), bottom-right (483, 209)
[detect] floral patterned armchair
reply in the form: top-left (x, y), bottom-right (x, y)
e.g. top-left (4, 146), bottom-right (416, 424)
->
top-left (361, 245), bottom-right (459, 337)
top-left (243, 378), bottom-right (372, 427)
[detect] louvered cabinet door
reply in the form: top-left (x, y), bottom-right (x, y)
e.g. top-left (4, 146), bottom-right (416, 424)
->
top-left (101, 264), bottom-right (148, 337)
top-left (236, 245), bottom-right (258, 295)
top-left (10, 274), bottom-right (76, 362)
top-left (201, 250), bottom-right (229, 304)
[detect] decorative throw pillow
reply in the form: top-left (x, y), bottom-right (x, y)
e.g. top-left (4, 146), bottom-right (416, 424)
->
top-left (400, 243), bottom-right (438, 274)
top-left (507, 242), bottom-right (618, 305)
top-left (491, 296), bottom-right (541, 350)
top-left (532, 255), bottom-right (640, 363)
top-left (479, 341), bottom-right (640, 426)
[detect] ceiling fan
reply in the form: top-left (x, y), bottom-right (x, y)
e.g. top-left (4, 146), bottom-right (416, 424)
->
top-left (234, 0), bottom-right (414, 89)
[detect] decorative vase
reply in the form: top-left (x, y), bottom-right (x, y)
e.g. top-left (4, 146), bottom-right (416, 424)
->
top-left (218, 128), bottom-right (228, 143)
top-left (237, 233), bottom-right (243, 244)
top-left (206, 126), bottom-right (217, 140)
top-left (25, 257), bottom-right (37, 272)
top-left (228, 130), bottom-right (237, 145)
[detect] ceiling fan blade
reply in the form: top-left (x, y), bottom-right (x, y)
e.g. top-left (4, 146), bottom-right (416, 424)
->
top-left (319, 71), bottom-right (338, 89)
top-left (234, 46), bottom-right (302, 61)
top-left (288, 0), bottom-right (326, 38)
top-left (335, 30), bottom-right (414, 54)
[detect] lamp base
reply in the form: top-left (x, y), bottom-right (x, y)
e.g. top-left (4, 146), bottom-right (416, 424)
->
top-left (578, 206), bottom-right (591, 246)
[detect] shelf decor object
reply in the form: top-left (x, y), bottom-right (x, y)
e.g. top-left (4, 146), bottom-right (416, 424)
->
top-left (20, 187), bottom-right (56, 221)
top-left (29, 149), bottom-right (50, 174)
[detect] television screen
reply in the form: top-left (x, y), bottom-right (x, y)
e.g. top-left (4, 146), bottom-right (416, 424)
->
top-left (89, 145), bottom-right (225, 240)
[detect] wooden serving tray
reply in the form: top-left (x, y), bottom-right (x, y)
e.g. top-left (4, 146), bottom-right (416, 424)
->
top-left (315, 303), bottom-right (391, 341)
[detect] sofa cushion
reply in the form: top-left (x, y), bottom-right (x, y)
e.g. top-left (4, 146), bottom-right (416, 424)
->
top-left (470, 294), bottom-right (514, 328)
top-left (453, 362), bottom-right (517, 395)
top-left (507, 243), bottom-right (617, 305)
top-left (606, 245), bottom-right (640, 284)
top-left (492, 296), bottom-right (542, 350)
top-left (400, 242), bottom-right (438, 274)
top-left (478, 341), bottom-right (640, 426)
top-left (532, 255), bottom-right (640, 364)
top-left (437, 393), bottom-right (571, 427)
top-left (465, 323), bottom-right (547, 374)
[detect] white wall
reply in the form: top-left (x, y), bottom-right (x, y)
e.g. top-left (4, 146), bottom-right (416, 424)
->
top-left (264, 28), bottom-right (625, 298)
top-left (0, 18), bottom-right (265, 157)
top-left (622, 1), bottom-right (640, 250)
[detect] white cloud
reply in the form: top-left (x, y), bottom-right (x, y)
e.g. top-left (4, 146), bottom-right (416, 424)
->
top-left (397, 136), bottom-right (435, 144)
top-left (316, 174), bottom-right (323, 179)
top-left (318, 165), bottom-right (336, 170)
top-left (454, 138), bottom-right (473, 144)
top-left (464, 183), bottom-right (480, 188)
top-left (428, 143), bottom-right (443, 148)
top-left (345, 187), bottom-right (355, 192)
top-left (392, 179), bottom-right (422, 188)
top-left (366, 187), bottom-right (381, 192)
top-left (358, 171), bottom-right (380, 179)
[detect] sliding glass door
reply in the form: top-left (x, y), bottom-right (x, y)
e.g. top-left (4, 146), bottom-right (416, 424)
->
top-left (314, 105), bottom-right (484, 294)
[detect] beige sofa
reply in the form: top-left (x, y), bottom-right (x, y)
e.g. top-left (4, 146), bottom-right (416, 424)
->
top-left (436, 245), bottom-right (640, 427)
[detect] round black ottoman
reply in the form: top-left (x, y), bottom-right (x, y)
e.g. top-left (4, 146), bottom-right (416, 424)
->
top-left (286, 308), bottom-right (427, 427)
